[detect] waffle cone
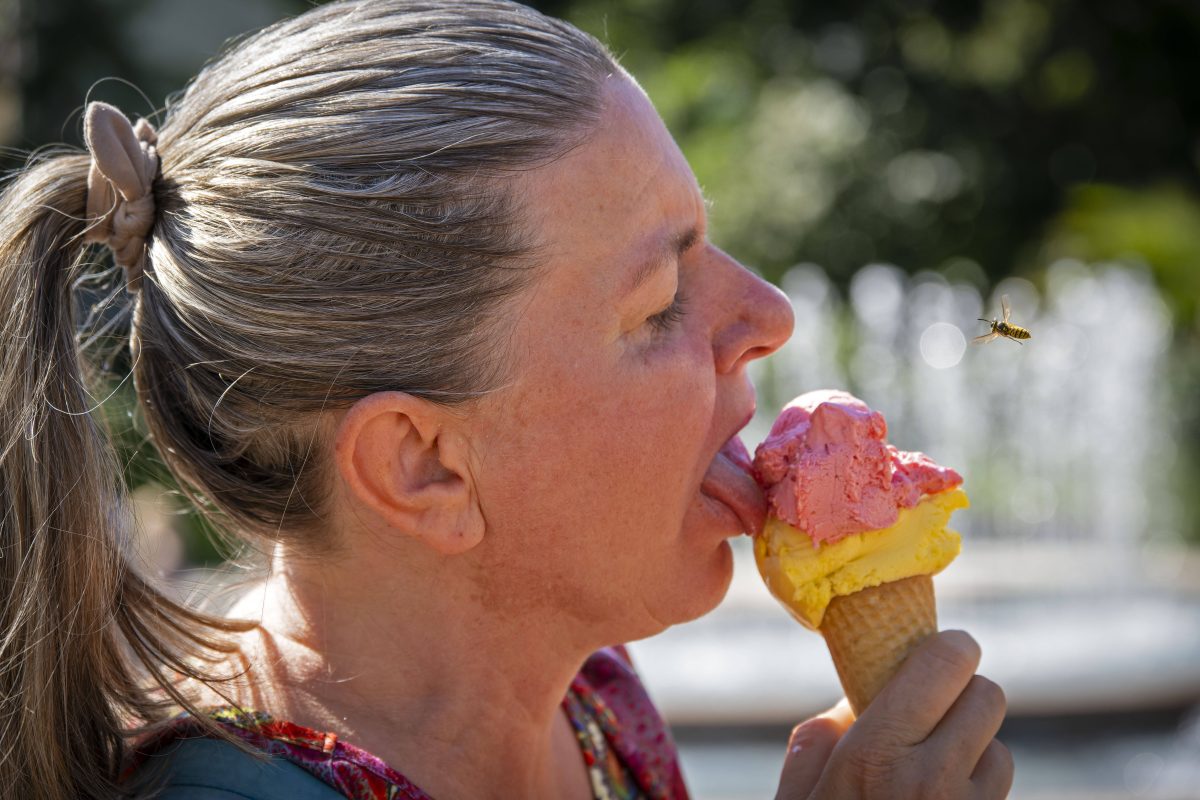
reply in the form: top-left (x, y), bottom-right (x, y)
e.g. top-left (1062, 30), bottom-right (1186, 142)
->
top-left (818, 574), bottom-right (936, 715)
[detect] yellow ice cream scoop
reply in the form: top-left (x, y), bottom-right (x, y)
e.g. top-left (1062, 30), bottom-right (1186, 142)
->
top-left (755, 486), bottom-right (968, 631)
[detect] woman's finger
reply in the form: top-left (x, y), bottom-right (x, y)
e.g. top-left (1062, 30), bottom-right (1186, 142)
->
top-left (859, 630), bottom-right (982, 744)
top-left (775, 699), bottom-right (855, 800)
top-left (925, 674), bottom-right (1008, 776)
top-left (970, 738), bottom-right (1016, 800)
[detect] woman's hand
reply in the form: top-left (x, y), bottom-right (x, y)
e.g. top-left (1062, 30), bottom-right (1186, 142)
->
top-left (775, 630), bottom-right (1014, 800)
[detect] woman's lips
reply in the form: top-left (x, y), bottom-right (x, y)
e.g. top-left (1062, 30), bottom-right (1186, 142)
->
top-left (700, 435), bottom-right (767, 536)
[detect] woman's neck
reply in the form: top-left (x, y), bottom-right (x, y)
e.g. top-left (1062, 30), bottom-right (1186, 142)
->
top-left (206, 547), bottom-right (596, 800)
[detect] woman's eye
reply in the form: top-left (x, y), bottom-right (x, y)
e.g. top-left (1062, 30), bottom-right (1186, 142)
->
top-left (647, 291), bottom-right (687, 332)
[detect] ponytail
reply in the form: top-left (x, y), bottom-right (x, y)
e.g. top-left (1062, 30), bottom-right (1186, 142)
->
top-left (0, 152), bottom-right (253, 799)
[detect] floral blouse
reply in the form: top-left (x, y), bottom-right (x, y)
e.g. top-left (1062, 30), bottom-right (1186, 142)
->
top-left (124, 647), bottom-right (690, 800)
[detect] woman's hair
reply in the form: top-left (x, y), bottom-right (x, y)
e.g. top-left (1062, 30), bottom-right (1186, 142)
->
top-left (0, 2), bottom-right (618, 797)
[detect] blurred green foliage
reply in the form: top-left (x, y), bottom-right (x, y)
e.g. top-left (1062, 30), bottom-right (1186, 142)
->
top-left (528, 0), bottom-right (1200, 325)
top-left (1043, 183), bottom-right (1200, 323)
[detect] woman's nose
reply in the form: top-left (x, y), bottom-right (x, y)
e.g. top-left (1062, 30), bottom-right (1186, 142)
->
top-left (712, 254), bottom-right (795, 374)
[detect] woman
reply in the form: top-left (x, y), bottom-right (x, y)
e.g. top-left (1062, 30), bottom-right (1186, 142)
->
top-left (0, 1), bottom-right (1012, 798)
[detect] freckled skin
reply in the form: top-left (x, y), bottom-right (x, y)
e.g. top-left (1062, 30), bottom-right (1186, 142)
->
top-left (461, 75), bottom-right (794, 642)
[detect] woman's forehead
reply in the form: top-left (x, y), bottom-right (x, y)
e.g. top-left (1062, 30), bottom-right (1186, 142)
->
top-left (521, 76), bottom-right (702, 288)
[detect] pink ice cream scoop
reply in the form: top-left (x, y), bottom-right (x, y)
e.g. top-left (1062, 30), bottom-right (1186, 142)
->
top-left (753, 390), bottom-right (961, 545)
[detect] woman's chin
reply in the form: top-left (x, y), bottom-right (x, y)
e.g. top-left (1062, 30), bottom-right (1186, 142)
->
top-left (662, 538), bottom-right (735, 627)
top-left (602, 540), bottom-right (734, 646)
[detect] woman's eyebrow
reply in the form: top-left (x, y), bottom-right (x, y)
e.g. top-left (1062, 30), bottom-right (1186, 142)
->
top-left (621, 224), bottom-right (699, 297)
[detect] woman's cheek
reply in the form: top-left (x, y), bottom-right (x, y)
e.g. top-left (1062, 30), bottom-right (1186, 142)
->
top-left (644, 332), bottom-right (714, 418)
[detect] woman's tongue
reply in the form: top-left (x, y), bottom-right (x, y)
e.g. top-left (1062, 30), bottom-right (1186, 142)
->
top-left (700, 436), bottom-right (767, 536)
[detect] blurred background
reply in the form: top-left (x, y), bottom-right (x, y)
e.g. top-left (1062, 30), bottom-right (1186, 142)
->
top-left (3, 0), bottom-right (1199, 797)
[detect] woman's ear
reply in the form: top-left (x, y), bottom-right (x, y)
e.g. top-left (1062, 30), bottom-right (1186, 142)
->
top-left (333, 391), bottom-right (484, 555)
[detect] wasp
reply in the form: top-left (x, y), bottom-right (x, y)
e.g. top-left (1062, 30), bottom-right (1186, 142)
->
top-left (974, 295), bottom-right (1032, 345)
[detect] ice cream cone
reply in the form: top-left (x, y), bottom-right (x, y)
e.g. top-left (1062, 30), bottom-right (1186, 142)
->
top-left (819, 574), bottom-right (936, 715)
top-left (750, 391), bottom-right (965, 717)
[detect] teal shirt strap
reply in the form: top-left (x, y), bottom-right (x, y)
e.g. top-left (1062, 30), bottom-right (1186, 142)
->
top-left (133, 737), bottom-right (346, 800)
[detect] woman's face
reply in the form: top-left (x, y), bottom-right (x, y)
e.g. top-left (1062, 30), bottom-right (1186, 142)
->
top-left (467, 75), bottom-right (793, 643)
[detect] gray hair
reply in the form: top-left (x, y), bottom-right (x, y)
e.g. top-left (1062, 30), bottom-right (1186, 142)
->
top-left (0, 2), bottom-right (619, 797)
top-left (144, 0), bottom-right (618, 543)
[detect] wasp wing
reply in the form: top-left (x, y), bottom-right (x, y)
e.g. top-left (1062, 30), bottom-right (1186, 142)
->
top-left (1001, 294), bottom-right (1012, 323)
top-left (972, 331), bottom-right (1000, 345)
